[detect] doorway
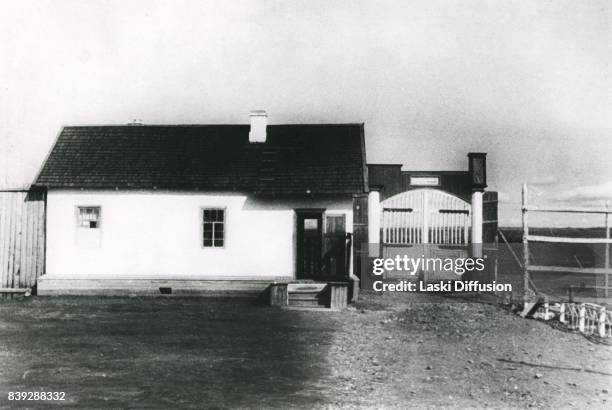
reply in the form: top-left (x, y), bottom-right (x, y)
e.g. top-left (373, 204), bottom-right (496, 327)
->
top-left (296, 210), bottom-right (323, 280)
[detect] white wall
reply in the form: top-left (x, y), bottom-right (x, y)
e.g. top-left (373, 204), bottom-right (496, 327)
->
top-left (46, 191), bottom-right (352, 279)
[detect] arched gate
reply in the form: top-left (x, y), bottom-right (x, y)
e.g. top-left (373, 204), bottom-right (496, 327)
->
top-left (381, 189), bottom-right (471, 245)
top-left (380, 189), bottom-right (472, 281)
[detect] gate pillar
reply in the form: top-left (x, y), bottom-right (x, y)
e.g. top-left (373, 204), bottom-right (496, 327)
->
top-left (471, 191), bottom-right (483, 244)
top-left (468, 152), bottom-right (487, 256)
top-left (367, 190), bottom-right (381, 255)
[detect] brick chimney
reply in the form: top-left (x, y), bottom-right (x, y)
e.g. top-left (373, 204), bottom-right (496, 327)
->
top-left (249, 110), bottom-right (267, 143)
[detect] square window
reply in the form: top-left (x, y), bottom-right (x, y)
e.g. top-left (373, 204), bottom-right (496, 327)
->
top-left (78, 207), bottom-right (101, 229)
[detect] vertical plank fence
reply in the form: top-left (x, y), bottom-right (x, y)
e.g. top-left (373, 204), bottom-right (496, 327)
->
top-left (0, 189), bottom-right (46, 296)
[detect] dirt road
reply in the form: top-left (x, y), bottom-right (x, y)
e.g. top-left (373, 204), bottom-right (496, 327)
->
top-left (0, 294), bottom-right (610, 408)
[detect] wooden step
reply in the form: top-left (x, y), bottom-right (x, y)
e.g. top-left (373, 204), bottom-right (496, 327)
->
top-left (289, 299), bottom-right (325, 307)
top-left (287, 286), bottom-right (327, 307)
top-left (287, 283), bottom-right (327, 293)
top-left (289, 291), bottom-right (321, 300)
top-left (270, 281), bottom-right (348, 310)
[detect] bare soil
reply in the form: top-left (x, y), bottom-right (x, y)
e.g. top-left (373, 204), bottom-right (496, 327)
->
top-left (0, 293), bottom-right (611, 409)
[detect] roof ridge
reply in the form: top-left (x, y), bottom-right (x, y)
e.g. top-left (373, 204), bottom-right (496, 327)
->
top-left (62, 123), bottom-right (363, 128)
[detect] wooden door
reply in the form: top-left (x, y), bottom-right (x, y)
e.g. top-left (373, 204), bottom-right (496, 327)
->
top-left (322, 214), bottom-right (347, 280)
top-left (296, 211), bottom-right (323, 280)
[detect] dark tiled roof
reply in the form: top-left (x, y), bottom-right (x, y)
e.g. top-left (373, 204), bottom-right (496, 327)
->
top-left (35, 124), bottom-right (367, 195)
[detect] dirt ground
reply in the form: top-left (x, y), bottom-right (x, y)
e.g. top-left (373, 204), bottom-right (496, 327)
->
top-left (0, 293), bottom-right (611, 409)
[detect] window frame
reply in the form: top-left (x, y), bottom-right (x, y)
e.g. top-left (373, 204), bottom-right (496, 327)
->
top-left (76, 206), bottom-right (102, 230)
top-left (200, 207), bottom-right (226, 249)
top-left (324, 213), bottom-right (346, 237)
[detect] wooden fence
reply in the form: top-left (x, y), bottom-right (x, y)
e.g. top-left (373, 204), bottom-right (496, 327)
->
top-left (0, 189), bottom-right (46, 295)
top-left (522, 184), bottom-right (611, 302)
top-left (521, 184), bottom-right (611, 337)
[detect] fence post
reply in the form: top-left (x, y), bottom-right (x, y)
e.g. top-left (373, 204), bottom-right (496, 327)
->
top-left (522, 184), bottom-right (530, 304)
top-left (579, 305), bottom-right (586, 333)
top-left (560, 303), bottom-right (566, 323)
top-left (605, 201), bottom-right (610, 299)
top-left (599, 306), bottom-right (607, 338)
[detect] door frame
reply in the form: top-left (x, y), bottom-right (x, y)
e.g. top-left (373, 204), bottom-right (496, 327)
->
top-left (295, 209), bottom-right (325, 280)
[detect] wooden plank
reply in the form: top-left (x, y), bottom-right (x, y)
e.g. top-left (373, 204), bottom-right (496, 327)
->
top-left (13, 192), bottom-right (24, 289)
top-left (520, 302), bottom-right (539, 318)
top-left (5, 192), bottom-right (16, 291)
top-left (269, 283), bottom-right (288, 307)
top-left (0, 288), bottom-right (30, 294)
top-left (36, 192), bottom-right (45, 280)
top-left (330, 283), bottom-right (348, 309)
top-left (4, 192), bottom-right (13, 294)
top-left (522, 184), bottom-right (530, 303)
top-left (32, 192), bottom-right (43, 285)
top-left (606, 202), bottom-right (610, 298)
top-left (21, 195), bottom-right (29, 288)
top-left (524, 205), bottom-right (612, 214)
top-left (19, 193), bottom-right (28, 288)
top-left (526, 235), bottom-right (612, 244)
top-left (0, 193), bottom-right (6, 297)
top-left (25, 195), bottom-right (35, 288)
top-left (2, 193), bottom-right (9, 293)
top-left (527, 265), bottom-right (612, 275)
top-left (33, 194), bottom-right (42, 284)
top-left (0, 194), bottom-right (6, 295)
top-left (26, 196), bottom-right (35, 288)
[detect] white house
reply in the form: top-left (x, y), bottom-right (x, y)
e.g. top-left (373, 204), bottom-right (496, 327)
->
top-left (34, 112), bottom-right (368, 297)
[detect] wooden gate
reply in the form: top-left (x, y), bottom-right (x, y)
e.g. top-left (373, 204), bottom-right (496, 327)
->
top-left (381, 189), bottom-right (471, 245)
top-left (381, 189), bottom-right (471, 282)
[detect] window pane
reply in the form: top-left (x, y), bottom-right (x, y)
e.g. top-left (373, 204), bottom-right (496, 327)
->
top-left (203, 209), bottom-right (225, 247)
top-left (78, 206), bottom-right (100, 229)
top-left (304, 218), bottom-right (318, 230)
top-left (326, 215), bottom-right (345, 235)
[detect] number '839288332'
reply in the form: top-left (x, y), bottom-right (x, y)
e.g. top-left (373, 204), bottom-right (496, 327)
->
top-left (8, 392), bottom-right (66, 401)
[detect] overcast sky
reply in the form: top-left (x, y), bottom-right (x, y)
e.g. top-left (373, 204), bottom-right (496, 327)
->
top-left (1, 0), bottom-right (611, 226)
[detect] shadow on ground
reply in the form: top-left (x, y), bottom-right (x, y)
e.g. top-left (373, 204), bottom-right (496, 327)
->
top-left (0, 297), bottom-right (337, 408)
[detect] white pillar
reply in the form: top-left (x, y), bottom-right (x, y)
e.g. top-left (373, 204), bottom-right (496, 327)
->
top-left (368, 190), bottom-right (381, 251)
top-left (471, 191), bottom-right (483, 244)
